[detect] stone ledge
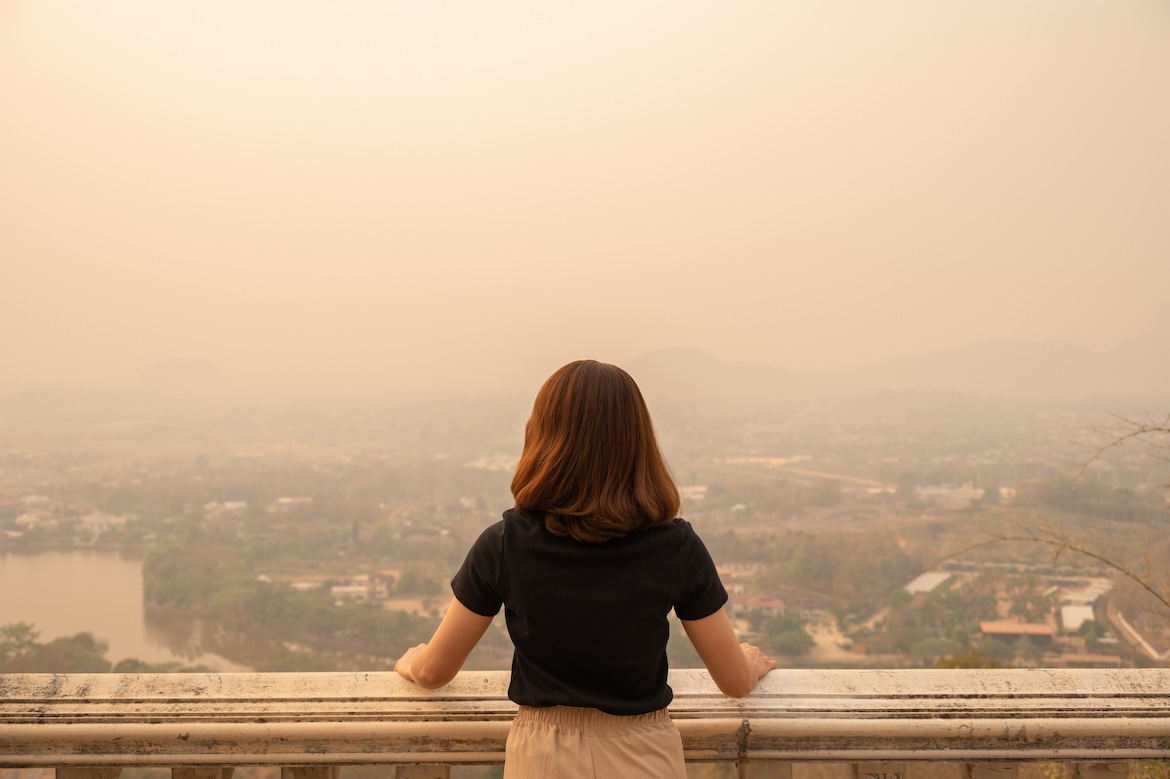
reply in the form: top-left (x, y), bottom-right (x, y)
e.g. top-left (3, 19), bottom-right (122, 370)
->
top-left (1, 668), bottom-right (1168, 766)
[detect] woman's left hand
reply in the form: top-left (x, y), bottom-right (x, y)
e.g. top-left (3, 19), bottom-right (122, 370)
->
top-left (394, 643), bottom-right (427, 682)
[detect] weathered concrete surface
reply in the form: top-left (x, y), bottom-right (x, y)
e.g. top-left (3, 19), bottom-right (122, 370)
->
top-left (1, 669), bottom-right (1168, 766)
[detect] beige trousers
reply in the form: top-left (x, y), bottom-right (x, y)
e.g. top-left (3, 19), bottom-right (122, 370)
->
top-left (503, 705), bottom-right (687, 779)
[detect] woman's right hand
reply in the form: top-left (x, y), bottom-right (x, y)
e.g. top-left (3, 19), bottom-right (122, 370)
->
top-left (740, 642), bottom-right (777, 684)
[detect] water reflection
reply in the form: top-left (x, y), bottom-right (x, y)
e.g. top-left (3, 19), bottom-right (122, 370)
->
top-left (0, 550), bottom-right (249, 671)
top-left (143, 607), bottom-right (249, 670)
top-left (143, 605), bottom-right (203, 659)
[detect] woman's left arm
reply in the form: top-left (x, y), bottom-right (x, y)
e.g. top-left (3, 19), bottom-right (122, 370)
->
top-left (394, 597), bottom-right (494, 689)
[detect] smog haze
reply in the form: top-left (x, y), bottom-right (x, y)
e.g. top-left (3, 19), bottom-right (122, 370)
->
top-left (3, 1), bottom-right (1169, 395)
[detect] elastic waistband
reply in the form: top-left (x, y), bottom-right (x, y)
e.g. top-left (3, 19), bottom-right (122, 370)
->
top-left (513, 705), bottom-right (673, 736)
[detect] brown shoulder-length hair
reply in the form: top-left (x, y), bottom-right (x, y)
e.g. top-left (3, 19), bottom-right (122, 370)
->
top-left (511, 360), bottom-right (680, 543)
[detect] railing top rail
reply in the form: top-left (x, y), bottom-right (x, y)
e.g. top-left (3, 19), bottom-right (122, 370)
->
top-left (2, 668), bottom-right (1169, 766)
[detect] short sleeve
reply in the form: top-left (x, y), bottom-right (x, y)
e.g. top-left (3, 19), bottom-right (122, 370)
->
top-left (674, 522), bottom-right (729, 621)
top-left (451, 520), bottom-right (505, 617)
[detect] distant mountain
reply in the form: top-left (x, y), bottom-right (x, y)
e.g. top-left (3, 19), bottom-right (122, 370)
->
top-left (628, 348), bottom-right (821, 407)
top-left (835, 333), bottom-right (1170, 401)
top-left (628, 330), bottom-right (1170, 407)
top-left (0, 388), bottom-right (194, 426)
top-left (1105, 331), bottom-right (1170, 395)
top-left (139, 360), bottom-right (231, 397)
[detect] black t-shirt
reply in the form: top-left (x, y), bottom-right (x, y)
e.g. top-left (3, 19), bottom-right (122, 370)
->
top-left (451, 508), bottom-right (728, 715)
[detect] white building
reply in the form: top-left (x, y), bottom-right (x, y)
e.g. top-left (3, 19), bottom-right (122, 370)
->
top-left (905, 571), bottom-right (953, 595)
top-left (1061, 604), bottom-right (1096, 633)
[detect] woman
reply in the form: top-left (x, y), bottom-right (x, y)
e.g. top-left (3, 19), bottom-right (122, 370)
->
top-left (395, 360), bottom-right (776, 778)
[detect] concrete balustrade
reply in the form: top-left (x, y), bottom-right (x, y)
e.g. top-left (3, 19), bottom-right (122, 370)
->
top-left (2, 668), bottom-right (1168, 778)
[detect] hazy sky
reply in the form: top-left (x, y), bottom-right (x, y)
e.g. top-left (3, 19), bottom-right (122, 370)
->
top-left (3, 1), bottom-right (1169, 393)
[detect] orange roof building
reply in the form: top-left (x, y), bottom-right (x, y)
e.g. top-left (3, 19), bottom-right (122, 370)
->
top-left (979, 621), bottom-right (1054, 643)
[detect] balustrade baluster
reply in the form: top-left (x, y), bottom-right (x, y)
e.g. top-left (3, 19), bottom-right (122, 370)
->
top-left (282, 767), bottom-right (338, 779)
top-left (967, 764), bottom-right (1018, 778)
top-left (854, 763), bottom-right (907, 779)
top-left (394, 766), bottom-right (450, 779)
top-left (58, 768), bottom-right (122, 779)
top-left (737, 761), bottom-right (792, 778)
top-left (1073, 763), bottom-right (1129, 778)
top-left (173, 767), bottom-right (234, 779)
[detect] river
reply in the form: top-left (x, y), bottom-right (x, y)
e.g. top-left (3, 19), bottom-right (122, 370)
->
top-left (0, 549), bottom-right (249, 671)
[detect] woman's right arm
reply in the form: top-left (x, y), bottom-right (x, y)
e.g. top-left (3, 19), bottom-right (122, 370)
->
top-left (681, 608), bottom-right (777, 698)
top-left (395, 597), bottom-right (493, 689)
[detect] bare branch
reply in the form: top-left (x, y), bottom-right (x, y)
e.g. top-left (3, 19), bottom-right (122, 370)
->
top-left (944, 516), bottom-right (1170, 614)
top-left (1079, 412), bottom-right (1170, 479)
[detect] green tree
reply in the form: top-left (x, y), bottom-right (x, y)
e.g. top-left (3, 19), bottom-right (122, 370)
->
top-left (0, 622), bottom-right (39, 664)
top-left (1078, 619), bottom-right (1106, 650)
top-left (1015, 635), bottom-right (1042, 666)
top-left (974, 637), bottom-right (1014, 663)
top-left (887, 588), bottom-right (914, 608)
top-left (934, 651), bottom-right (1002, 669)
top-left (762, 615), bottom-right (815, 656)
top-left (807, 480), bottom-right (842, 507)
top-left (770, 629), bottom-right (815, 656)
top-left (0, 627), bottom-right (111, 673)
top-left (910, 637), bottom-right (964, 663)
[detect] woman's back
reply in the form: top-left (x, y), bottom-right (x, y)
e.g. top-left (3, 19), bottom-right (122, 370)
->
top-left (395, 360), bottom-right (775, 778)
top-left (453, 508), bottom-right (726, 714)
